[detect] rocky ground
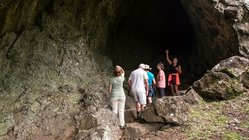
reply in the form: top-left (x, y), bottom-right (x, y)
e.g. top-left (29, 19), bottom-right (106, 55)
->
top-left (120, 91), bottom-right (249, 140)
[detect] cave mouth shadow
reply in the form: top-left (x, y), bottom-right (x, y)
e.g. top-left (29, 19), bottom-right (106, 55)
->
top-left (107, 0), bottom-right (197, 89)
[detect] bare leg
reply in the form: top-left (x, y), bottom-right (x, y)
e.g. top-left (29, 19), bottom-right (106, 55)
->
top-left (170, 84), bottom-right (175, 95)
top-left (136, 102), bottom-right (141, 112)
top-left (136, 102), bottom-right (142, 118)
top-left (141, 104), bottom-right (146, 112)
top-left (148, 97), bottom-right (152, 104)
top-left (174, 85), bottom-right (179, 95)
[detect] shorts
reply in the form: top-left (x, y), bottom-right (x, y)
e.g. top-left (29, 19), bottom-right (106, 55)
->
top-left (168, 73), bottom-right (180, 86)
top-left (132, 90), bottom-right (147, 105)
top-left (148, 85), bottom-right (155, 97)
top-left (168, 75), bottom-right (177, 85)
top-left (157, 88), bottom-right (165, 98)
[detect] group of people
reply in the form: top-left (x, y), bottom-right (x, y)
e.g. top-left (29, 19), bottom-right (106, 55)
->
top-left (108, 50), bottom-right (182, 130)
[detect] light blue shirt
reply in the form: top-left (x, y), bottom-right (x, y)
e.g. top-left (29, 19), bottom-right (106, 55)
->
top-left (147, 71), bottom-right (155, 86)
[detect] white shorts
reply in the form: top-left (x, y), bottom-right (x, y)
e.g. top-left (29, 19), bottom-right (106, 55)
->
top-left (132, 91), bottom-right (147, 105)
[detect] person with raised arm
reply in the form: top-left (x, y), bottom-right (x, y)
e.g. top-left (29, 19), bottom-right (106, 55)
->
top-left (166, 50), bottom-right (182, 95)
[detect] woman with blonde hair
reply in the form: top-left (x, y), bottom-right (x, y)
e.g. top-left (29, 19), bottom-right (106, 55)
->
top-left (108, 65), bottom-right (126, 130)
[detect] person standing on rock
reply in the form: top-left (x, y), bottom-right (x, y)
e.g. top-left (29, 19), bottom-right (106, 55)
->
top-left (128, 64), bottom-right (149, 119)
top-left (166, 50), bottom-right (182, 95)
top-left (108, 65), bottom-right (126, 130)
top-left (144, 64), bottom-right (156, 103)
top-left (156, 62), bottom-right (166, 98)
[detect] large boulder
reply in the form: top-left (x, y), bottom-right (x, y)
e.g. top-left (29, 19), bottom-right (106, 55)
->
top-left (142, 96), bottom-right (189, 125)
top-left (183, 87), bottom-right (202, 105)
top-left (193, 56), bottom-right (249, 100)
top-left (212, 56), bottom-right (249, 89)
top-left (142, 103), bottom-right (165, 123)
top-left (212, 56), bottom-right (249, 77)
top-left (193, 71), bottom-right (244, 100)
top-left (75, 109), bottom-right (120, 140)
top-left (241, 69), bottom-right (249, 89)
top-left (234, 22), bottom-right (249, 58)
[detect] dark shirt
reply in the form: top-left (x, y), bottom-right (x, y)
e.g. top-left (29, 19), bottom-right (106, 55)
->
top-left (169, 64), bottom-right (179, 74)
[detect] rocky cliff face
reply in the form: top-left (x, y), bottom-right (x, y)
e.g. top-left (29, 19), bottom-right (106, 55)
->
top-left (181, 0), bottom-right (249, 76)
top-left (179, 0), bottom-right (249, 101)
top-left (0, 0), bottom-right (249, 139)
top-left (0, 0), bottom-right (117, 139)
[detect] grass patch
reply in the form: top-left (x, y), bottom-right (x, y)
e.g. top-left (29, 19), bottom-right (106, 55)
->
top-left (186, 101), bottom-right (229, 139)
top-left (243, 103), bottom-right (249, 114)
top-left (223, 131), bottom-right (248, 140)
top-left (185, 92), bottom-right (249, 140)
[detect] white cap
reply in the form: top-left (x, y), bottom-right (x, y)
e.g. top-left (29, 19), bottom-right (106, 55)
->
top-left (144, 64), bottom-right (152, 70)
top-left (139, 63), bottom-right (145, 69)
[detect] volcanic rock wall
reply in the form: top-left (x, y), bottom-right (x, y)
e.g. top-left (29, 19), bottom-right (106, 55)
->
top-left (0, 0), bottom-right (249, 139)
top-left (181, 0), bottom-right (249, 76)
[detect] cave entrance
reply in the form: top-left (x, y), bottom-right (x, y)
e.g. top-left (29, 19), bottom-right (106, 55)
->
top-left (108, 0), bottom-right (195, 88)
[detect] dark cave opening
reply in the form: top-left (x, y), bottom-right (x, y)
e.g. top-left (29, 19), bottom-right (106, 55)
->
top-left (108, 0), bottom-right (195, 88)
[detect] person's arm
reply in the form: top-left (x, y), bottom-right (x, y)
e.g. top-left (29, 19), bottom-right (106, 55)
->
top-left (121, 68), bottom-right (125, 75)
top-left (144, 79), bottom-right (149, 96)
top-left (144, 72), bottom-right (149, 96)
top-left (116, 65), bottom-right (124, 74)
top-left (176, 65), bottom-right (182, 74)
top-left (158, 71), bottom-right (163, 81)
top-left (128, 72), bottom-right (133, 87)
top-left (128, 79), bottom-right (132, 87)
top-left (166, 50), bottom-right (172, 65)
top-left (153, 78), bottom-right (156, 86)
top-left (119, 66), bottom-right (125, 80)
top-left (108, 83), bottom-right (112, 94)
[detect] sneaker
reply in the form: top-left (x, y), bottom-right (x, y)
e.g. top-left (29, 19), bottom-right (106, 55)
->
top-left (119, 125), bottom-right (126, 130)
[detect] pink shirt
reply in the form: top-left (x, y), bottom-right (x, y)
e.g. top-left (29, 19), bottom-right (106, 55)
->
top-left (157, 70), bottom-right (166, 88)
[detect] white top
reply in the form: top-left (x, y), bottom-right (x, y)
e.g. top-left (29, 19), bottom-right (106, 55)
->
top-left (129, 68), bottom-right (148, 93)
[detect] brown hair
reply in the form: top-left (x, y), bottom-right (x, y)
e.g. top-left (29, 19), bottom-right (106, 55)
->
top-left (157, 62), bottom-right (164, 70)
